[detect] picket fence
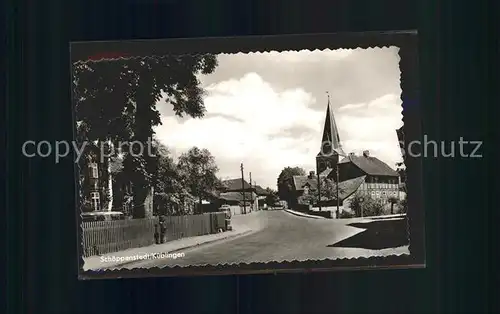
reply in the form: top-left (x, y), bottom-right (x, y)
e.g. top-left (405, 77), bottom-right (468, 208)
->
top-left (81, 212), bottom-right (226, 257)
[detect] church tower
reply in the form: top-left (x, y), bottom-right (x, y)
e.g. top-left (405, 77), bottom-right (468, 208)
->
top-left (316, 94), bottom-right (345, 175)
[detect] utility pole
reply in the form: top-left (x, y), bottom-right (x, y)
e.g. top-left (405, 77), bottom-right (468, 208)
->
top-left (249, 172), bottom-right (253, 212)
top-left (241, 163), bottom-right (246, 214)
top-left (317, 172), bottom-right (322, 212)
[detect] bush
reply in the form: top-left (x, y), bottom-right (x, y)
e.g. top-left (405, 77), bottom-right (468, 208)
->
top-left (363, 198), bottom-right (385, 216)
top-left (350, 193), bottom-right (385, 217)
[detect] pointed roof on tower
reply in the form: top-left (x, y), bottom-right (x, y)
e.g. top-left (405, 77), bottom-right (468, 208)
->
top-left (317, 93), bottom-right (345, 157)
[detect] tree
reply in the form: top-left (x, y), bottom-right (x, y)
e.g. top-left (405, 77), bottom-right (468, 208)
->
top-left (177, 147), bottom-right (220, 213)
top-left (264, 188), bottom-right (279, 206)
top-left (72, 54), bottom-right (218, 218)
top-left (149, 139), bottom-right (192, 216)
top-left (318, 177), bottom-right (344, 204)
top-left (349, 193), bottom-right (365, 217)
top-left (277, 166), bottom-right (306, 206)
top-left (298, 177), bottom-right (345, 211)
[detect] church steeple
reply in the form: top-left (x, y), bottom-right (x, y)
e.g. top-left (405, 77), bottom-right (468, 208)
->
top-left (316, 93), bottom-right (345, 174)
top-left (318, 93), bottom-right (344, 156)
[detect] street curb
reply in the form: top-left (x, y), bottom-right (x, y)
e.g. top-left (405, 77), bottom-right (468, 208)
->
top-left (86, 229), bottom-right (253, 271)
top-left (284, 209), bottom-right (325, 219)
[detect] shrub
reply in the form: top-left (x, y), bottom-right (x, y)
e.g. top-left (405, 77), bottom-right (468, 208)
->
top-left (363, 198), bottom-right (385, 216)
top-left (350, 193), bottom-right (385, 217)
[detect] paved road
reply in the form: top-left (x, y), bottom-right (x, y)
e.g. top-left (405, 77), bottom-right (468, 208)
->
top-left (122, 210), bottom-right (407, 268)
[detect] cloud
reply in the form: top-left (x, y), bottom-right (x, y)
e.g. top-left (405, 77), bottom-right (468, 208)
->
top-left (154, 73), bottom-right (323, 189)
top-left (154, 49), bottom-right (403, 189)
top-left (336, 93), bottom-right (403, 166)
top-left (197, 47), bottom-right (401, 112)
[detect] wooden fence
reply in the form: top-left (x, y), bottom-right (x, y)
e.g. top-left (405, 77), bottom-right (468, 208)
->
top-left (81, 212), bottom-right (227, 257)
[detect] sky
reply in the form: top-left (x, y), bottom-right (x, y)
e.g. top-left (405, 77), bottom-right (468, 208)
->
top-left (154, 47), bottom-right (403, 190)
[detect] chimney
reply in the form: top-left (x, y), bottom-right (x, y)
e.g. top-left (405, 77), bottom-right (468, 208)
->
top-left (363, 150), bottom-right (370, 157)
top-left (308, 171), bottom-right (315, 179)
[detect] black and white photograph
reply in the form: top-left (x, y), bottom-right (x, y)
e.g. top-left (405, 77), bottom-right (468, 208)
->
top-left (71, 34), bottom-right (421, 277)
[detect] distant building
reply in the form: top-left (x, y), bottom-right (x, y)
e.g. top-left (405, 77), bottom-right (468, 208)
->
top-left (202, 178), bottom-right (262, 215)
top-left (79, 143), bottom-right (154, 218)
top-left (290, 96), bottom-right (401, 213)
top-left (335, 150), bottom-right (400, 200)
top-left (253, 185), bottom-right (271, 209)
top-left (79, 144), bottom-right (114, 213)
top-left (218, 178), bottom-right (258, 215)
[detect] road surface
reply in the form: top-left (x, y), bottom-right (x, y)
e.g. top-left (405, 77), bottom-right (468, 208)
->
top-left (119, 210), bottom-right (408, 268)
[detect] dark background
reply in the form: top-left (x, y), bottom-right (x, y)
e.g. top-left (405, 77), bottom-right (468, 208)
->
top-left (6, 0), bottom-right (494, 313)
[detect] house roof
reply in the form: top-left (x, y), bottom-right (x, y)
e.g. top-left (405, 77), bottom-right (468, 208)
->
top-left (221, 178), bottom-right (252, 191)
top-left (319, 167), bottom-right (333, 177)
top-left (292, 176), bottom-right (319, 191)
top-left (340, 155), bottom-right (399, 177)
top-left (254, 185), bottom-right (270, 196)
top-left (219, 191), bottom-right (258, 202)
top-left (336, 176), bottom-right (367, 200)
top-left (297, 175), bottom-right (366, 204)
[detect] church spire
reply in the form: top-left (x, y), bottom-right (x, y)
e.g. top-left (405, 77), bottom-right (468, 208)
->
top-left (319, 93), bottom-right (344, 156)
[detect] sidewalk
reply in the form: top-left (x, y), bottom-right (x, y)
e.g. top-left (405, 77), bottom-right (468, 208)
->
top-left (83, 227), bottom-right (253, 271)
top-left (284, 209), bottom-right (326, 219)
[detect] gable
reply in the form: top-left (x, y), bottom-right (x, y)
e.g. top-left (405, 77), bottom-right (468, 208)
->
top-left (292, 175), bottom-right (318, 191)
top-left (254, 185), bottom-right (270, 196)
top-left (340, 156), bottom-right (399, 177)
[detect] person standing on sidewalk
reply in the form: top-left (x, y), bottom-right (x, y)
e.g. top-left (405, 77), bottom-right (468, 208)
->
top-left (158, 215), bottom-right (167, 244)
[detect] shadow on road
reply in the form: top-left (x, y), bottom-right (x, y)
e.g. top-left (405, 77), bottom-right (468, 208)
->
top-left (328, 217), bottom-right (408, 250)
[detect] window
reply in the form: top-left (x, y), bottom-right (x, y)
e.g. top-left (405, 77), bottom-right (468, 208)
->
top-left (90, 192), bottom-right (101, 211)
top-left (89, 163), bottom-right (98, 178)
